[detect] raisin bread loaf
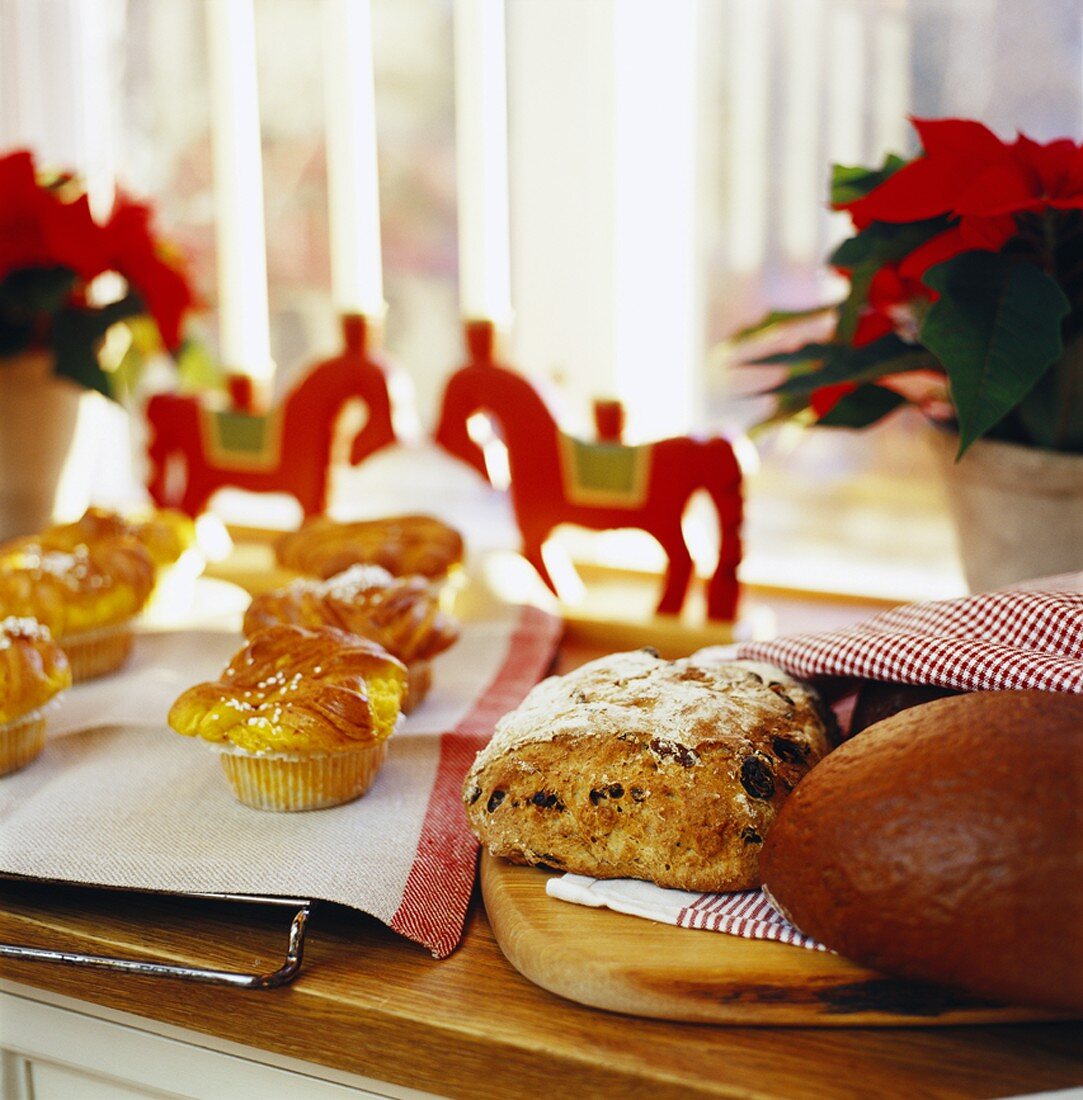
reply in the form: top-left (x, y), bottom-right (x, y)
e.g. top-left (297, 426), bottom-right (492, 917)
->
top-left (463, 649), bottom-right (831, 891)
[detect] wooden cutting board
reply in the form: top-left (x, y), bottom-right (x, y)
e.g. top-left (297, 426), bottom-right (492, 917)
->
top-left (481, 854), bottom-right (1068, 1027)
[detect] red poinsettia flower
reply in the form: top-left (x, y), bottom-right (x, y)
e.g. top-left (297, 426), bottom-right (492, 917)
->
top-left (842, 119), bottom-right (1083, 227)
top-left (0, 151), bottom-right (50, 276)
top-left (0, 150), bottom-right (110, 282)
top-left (896, 212), bottom-right (1017, 280)
top-left (106, 193), bottom-right (194, 350)
top-left (747, 117), bottom-right (1081, 452)
top-left (810, 382), bottom-right (857, 418)
top-left (43, 188), bottom-right (111, 281)
top-left (852, 263), bottom-right (934, 346)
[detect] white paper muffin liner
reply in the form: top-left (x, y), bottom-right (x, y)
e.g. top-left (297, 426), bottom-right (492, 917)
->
top-left (209, 740), bottom-right (390, 812)
top-left (61, 621), bottom-right (135, 682)
top-left (403, 660), bottom-right (432, 714)
top-left (0, 705), bottom-right (50, 776)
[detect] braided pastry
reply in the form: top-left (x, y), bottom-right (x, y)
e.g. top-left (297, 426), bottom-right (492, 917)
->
top-left (244, 566), bottom-right (460, 712)
top-left (0, 532), bottom-right (155, 681)
top-left (0, 539), bottom-right (154, 637)
top-left (169, 624), bottom-right (407, 754)
top-left (26, 506), bottom-right (195, 568)
top-left (0, 617), bottom-right (71, 726)
top-left (0, 616), bottom-right (71, 775)
top-left (245, 565), bottom-right (460, 663)
top-left (275, 515), bottom-right (463, 580)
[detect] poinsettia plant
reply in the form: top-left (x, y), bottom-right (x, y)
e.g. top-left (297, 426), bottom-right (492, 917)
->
top-left (744, 118), bottom-right (1083, 456)
top-left (0, 148), bottom-right (195, 397)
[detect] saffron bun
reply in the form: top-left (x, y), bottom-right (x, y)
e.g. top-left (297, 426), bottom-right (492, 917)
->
top-left (169, 625), bottom-right (408, 812)
top-left (275, 514), bottom-right (464, 581)
top-left (40, 506), bottom-right (196, 568)
top-left (760, 691), bottom-right (1083, 1013)
top-left (0, 616), bottom-right (71, 775)
top-left (0, 536), bottom-right (154, 681)
top-left (170, 624), bottom-right (407, 753)
top-left (243, 564), bottom-right (460, 711)
top-left (0, 616), bottom-right (71, 725)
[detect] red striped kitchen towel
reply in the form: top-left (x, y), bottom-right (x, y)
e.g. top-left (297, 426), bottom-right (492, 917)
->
top-left (736, 573), bottom-right (1083, 696)
top-left (391, 604), bottom-right (562, 957)
top-left (546, 874), bottom-right (826, 951)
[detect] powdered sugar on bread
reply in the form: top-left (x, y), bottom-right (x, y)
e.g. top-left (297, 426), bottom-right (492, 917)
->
top-left (473, 649), bottom-right (817, 768)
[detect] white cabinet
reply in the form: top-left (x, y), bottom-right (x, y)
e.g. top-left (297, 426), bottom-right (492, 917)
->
top-left (0, 984), bottom-right (437, 1100)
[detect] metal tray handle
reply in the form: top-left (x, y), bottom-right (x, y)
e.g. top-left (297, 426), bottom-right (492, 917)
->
top-left (0, 894), bottom-right (313, 989)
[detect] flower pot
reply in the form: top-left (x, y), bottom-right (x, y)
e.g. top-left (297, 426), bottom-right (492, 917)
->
top-left (0, 350), bottom-right (82, 540)
top-left (931, 432), bottom-right (1083, 592)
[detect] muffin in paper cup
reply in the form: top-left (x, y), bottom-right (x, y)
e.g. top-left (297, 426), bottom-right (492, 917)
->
top-left (0, 533), bottom-right (154, 682)
top-left (403, 660), bottom-right (433, 715)
top-left (0, 707), bottom-right (48, 777)
top-left (169, 624), bottom-right (407, 812)
top-left (212, 740), bottom-right (391, 812)
top-left (60, 620), bottom-right (136, 683)
top-left (0, 617), bottom-right (71, 776)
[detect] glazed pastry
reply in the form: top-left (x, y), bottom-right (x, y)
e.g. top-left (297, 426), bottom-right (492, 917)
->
top-left (0, 537), bottom-right (155, 681)
top-left (169, 624), bottom-right (407, 811)
top-left (464, 649), bottom-right (831, 892)
top-left (275, 515), bottom-right (464, 581)
top-left (0, 616), bottom-right (71, 775)
top-left (26, 506), bottom-right (196, 568)
top-left (243, 564), bottom-right (460, 712)
top-left (131, 508), bottom-right (197, 569)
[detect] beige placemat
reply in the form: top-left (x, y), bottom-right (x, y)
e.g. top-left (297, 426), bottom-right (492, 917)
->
top-left (0, 606), bottom-right (562, 956)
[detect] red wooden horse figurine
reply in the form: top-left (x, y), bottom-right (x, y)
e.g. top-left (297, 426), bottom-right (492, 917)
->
top-left (145, 315), bottom-right (397, 518)
top-left (434, 323), bottom-right (743, 621)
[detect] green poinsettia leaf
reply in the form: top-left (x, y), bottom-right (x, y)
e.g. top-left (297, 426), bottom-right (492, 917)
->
top-left (769, 334), bottom-right (926, 397)
top-left (0, 266), bottom-right (77, 317)
top-left (816, 384), bottom-right (907, 428)
top-left (0, 267), bottom-right (79, 355)
top-left (829, 217), bottom-right (948, 269)
top-left (732, 306), bottom-right (836, 341)
top-left (921, 252), bottom-right (1070, 457)
top-left (50, 299), bottom-right (143, 399)
top-left (0, 319), bottom-right (34, 356)
top-left (834, 261), bottom-right (877, 345)
top-left (1015, 332), bottom-right (1083, 452)
top-left (830, 154), bottom-right (907, 207)
top-left (774, 352), bottom-right (931, 397)
top-left (748, 342), bottom-right (838, 366)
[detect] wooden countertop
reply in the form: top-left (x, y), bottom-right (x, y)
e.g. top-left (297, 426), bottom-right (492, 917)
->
top-left (1, 575), bottom-right (1080, 1098)
top-left (1, 876), bottom-right (1081, 1100)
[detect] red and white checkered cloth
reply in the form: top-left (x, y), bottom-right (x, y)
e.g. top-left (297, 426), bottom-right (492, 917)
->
top-left (737, 573), bottom-right (1083, 696)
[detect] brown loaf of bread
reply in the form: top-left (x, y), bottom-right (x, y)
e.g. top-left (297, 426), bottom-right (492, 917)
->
top-left (760, 690), bottom-right (1083, 1012)
top-left (463, 649), bottom-right (831, 891)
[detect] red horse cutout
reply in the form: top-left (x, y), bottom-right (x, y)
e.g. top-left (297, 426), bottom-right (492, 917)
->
top-left (434, 343), bottom-right (742, 621)
top-left (145, 316), bottom-right (397, 518)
